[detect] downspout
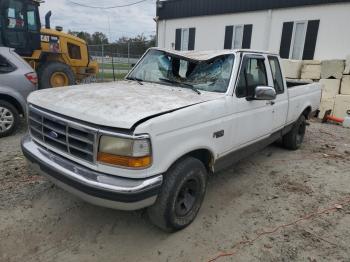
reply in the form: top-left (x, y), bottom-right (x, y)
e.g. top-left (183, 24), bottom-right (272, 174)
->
top-left (155, 0), bottom-right (160, 47)
top-left (265, 9), bottom-right (272, 51)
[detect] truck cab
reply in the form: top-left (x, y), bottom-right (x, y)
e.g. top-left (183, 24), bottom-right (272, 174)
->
top-left (0, 0), bottom-right (41, 56)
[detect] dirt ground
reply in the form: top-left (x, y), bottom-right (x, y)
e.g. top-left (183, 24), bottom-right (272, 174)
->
top-left (1, 120), bottom-right (350, 262)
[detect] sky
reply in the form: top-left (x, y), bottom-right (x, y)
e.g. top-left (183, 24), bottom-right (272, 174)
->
top-left (39, 0), bottom-right (157, 42)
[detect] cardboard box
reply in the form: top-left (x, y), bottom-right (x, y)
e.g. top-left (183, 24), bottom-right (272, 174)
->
top-left (321, 60), bottom-right (345, 79)
top-left (333, 95), bottom-right (350, 118)
top-left (301, 64), bottom-right (321, 80)
top-left (319, 79), bottom-right (341, 99)
top-left (318, 98), bottom-right (335, 119)
top-left (281, 59), bottom-right (303, 79)
top-left (340, 75), bottom-right (350, 95)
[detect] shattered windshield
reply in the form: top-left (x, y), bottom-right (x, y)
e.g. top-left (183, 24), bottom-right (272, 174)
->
top-left (128, 49), bottom-right (235, 93)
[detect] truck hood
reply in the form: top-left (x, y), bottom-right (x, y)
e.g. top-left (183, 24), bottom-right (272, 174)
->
top-left (28, 81), bottom-right (225, 130)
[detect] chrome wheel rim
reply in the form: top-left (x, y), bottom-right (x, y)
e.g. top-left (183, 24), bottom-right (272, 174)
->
top-left (0, 106), bottom-right (14, 133)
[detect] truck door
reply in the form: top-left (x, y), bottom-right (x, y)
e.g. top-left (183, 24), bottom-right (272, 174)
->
top-left (230, 54), bottom-right (273, 148)
top-left (267, 56), bottom-right (289, 132)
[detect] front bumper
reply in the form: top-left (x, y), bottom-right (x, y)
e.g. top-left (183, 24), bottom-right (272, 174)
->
top-left (21, 135), bottom-right (163, 210)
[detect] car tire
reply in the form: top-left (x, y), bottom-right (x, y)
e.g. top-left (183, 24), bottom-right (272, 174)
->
top-left (38, 61), bottom-right (75, 89)
top-left (147, 157), bottom-right (208, 232)
top-left (282, 115), bottom-right (307, 150)
top-left (0, 100), bottom-right (19, 138)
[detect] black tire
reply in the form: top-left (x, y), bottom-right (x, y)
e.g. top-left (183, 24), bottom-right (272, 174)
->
top-left (38, 61), bottom-right (75, 89)
top-left (147, 157), bottom-right (208, 232)
top-left (282, 115), bottom-right (307, 150)
top-left (0, 100), bottom-right (19, 138)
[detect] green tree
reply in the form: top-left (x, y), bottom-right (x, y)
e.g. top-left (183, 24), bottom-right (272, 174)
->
top-left (68, 31), bottom-right (92, 44)
top-left (91, 32), bottom-right (109, 45)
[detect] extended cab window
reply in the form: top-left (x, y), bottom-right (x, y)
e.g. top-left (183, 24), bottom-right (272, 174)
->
top-left (268, 56), bottom-right (284, 94)
top-left (236, 56), bottom-right (268, 98)
top-left (68, 43), bottom-right (82, 59)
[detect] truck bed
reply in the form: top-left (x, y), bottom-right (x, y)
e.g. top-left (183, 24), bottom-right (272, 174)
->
top-left (287, 82), bottom-right (322, 124)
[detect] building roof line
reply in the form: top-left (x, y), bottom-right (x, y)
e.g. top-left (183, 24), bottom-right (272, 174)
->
top-left (157, 0), bottom-right (350, 20)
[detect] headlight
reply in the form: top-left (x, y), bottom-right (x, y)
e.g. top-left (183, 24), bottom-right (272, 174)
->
top-left (97, 135), bottom-right (152, 169)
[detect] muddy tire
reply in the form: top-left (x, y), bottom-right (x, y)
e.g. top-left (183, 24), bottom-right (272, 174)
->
top-left (147, 157), bottom-right (208, 232)
top-left (38, 61), bottom-right (75, 89)
top-left (0, 100), bottom-right (19, 138)
top-left (282, 115), bottom-right (307, 150)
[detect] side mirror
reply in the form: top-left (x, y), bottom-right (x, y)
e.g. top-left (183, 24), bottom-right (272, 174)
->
top-left (253, 86), bottom-right (276, 101)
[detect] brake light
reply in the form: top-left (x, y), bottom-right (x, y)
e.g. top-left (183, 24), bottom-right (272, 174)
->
top-left (25, 72), bottom-right (38, 86)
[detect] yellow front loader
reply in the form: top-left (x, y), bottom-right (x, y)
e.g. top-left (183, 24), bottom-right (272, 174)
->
top-left (0, 0), bottom-right (98, 88)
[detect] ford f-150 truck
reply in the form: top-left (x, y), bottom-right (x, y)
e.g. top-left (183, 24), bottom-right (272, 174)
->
top-left (21, 48), bottom-right (321, 231)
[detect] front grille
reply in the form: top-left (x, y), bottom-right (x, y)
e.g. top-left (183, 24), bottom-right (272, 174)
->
top-left (28, 106), bottom-right (96, 163)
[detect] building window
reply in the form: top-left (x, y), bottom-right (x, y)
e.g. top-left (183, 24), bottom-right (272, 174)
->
top-left (280, 20), bottom-right (320, 60)
top-left (181, 28), bottom-right (189, 51)
top-left (67, 43), bottom-right (81, 59)
top-left (290, 21), bottom-right (307, 60)
top-left (233, 25), bottom-right (244, 49)
top-left (175, 28), bottom-right (196, 51)
top-left (224, 24), bottom-right (253, 50)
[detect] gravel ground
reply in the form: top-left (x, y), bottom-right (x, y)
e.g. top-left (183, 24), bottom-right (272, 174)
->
top-left (0, 120), bottom-right (350, 262)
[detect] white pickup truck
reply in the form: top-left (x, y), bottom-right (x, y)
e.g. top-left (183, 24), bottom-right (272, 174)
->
top-left (22, 48), bottom-right (321, 231)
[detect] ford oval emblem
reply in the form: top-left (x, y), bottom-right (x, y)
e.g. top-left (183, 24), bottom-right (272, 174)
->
top-left (48, 130), bottom-right (59, 139)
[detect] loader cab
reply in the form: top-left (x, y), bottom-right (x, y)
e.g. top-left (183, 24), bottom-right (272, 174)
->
top-left (0, 0), bottom-right (41, 56)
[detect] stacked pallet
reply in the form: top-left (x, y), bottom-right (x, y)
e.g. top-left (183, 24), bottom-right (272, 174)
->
top-left (282, 57), bottom-right (350, 119)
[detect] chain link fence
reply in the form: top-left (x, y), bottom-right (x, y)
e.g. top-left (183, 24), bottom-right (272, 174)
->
top-left (89, 40), bottom-right (155, 82)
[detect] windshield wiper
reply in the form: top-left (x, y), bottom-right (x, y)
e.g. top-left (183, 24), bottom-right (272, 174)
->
top-left (159, 78), bottom-right (201, 95)
top-left (126, 76), bottom-right (144, 85)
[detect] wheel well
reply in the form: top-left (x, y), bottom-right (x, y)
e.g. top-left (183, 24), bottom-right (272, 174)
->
top-left (0, 94), bottom-right (23, 115)
top-left (183, 149), bottom-right (214, 173)
top-left (302, 106), bottom-right (312, 119)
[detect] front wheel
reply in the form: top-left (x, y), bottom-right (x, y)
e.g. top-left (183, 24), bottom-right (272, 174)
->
top-left (0, 100), bottom-right (19, 138)
top-left (147, 157), bottom-right (208, 232)
top-left (282, 115), bottom-right (307, 150)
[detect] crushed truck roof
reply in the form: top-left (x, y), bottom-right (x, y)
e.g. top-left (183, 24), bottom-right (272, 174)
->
top-left (150, 48), bottom-right (278, 61)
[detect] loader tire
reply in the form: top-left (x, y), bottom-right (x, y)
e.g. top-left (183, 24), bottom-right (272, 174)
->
top-left (38, 61), bottom-right (75, 89)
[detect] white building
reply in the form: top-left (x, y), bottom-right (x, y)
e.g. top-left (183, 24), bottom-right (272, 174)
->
top-left (156, 0), bottom-right (350, 60)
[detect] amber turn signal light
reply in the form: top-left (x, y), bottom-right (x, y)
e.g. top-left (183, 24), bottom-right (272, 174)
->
top-left (97, 152), bottom-right (152, 168)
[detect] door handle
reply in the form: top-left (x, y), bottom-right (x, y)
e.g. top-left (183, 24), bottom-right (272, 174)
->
top-left (266, 101), bottom-right (275, 106)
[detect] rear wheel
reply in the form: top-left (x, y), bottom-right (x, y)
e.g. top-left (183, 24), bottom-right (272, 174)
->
top-left (147, 157), bottom-right (208, 232)
top-left (0, 100), bottom-right (19, 138)
top-left (38, 61), bottom-right (75, 89)
top-left (282, 115), bottom-right (307, 150)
